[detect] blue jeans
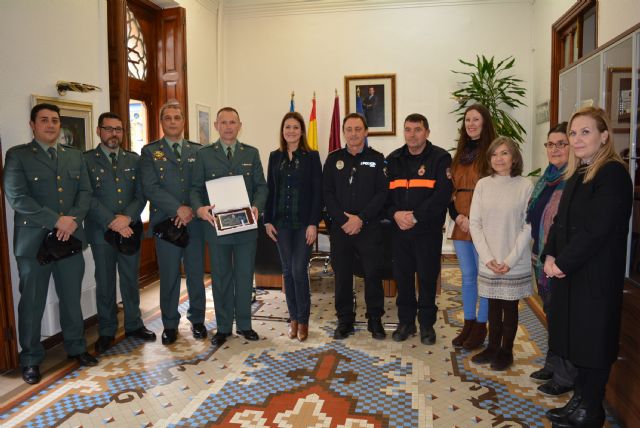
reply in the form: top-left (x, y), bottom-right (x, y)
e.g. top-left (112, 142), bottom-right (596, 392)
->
top-left (453, 240), bottom-right (488, 323)
top-left (276, 228), bottom-right (312, 324)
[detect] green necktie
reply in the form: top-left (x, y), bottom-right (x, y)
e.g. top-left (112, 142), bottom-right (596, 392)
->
top-left (173, 143), bottom-right (181, 160)
top-left (109, 152), bottom-right (117, 169)
top-left (227, 146), bottom-right (232, 161)
top-left (48, 147), bottom-right (57, 163)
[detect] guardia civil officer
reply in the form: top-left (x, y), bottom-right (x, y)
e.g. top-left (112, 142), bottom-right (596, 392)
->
top-left (386, 113), bottom-right (453, 345)
top-left (84, 112), bottom-right (155, 354)
top-left (191, 107), bottom-right (268, 347)
top-left (4, 103), bottom-right (97, 385)
top-left (322, 113), bottom-right (388, 340)
top-left (140, 101), bottom-right (206, 345)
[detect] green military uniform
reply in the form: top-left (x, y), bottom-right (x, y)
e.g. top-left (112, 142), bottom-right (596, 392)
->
top-left (190, 140), bottom-right (267, 334)
top-left (84, 146), bottom-right (146, 337)
top-left (140, 138), bottom-right (205, 329)
top-left (3, 140), bottom-right (92, 367)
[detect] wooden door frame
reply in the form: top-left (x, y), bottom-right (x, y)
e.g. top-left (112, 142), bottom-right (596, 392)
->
top-left (0, 137), bottom-right (20, 370)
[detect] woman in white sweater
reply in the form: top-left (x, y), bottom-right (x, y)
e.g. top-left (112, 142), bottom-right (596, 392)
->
top-left (469, 136), bottom-right (533, 371)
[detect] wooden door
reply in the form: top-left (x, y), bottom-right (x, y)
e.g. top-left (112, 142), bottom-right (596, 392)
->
top-left (107, 0), bottom-right (192, 284)
top-left (0, 137), bottom-right (19, 370)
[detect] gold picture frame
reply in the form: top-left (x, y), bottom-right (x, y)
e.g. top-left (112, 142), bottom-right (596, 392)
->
top-left (31, 95), bottom-right (93, 151)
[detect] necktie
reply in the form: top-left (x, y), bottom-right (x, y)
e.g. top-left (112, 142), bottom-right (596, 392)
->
top-left (48, 147), bottom-right (57, 163)
top-left (172, 143), bottom-right (181, 160)
top-left (227, 146), bottom-right (232, 161)
top-left (109, 152), bottom-right (117, 169)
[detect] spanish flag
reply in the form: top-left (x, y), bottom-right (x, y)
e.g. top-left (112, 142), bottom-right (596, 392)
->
top-left (308, 94), bottom-right (318, 150)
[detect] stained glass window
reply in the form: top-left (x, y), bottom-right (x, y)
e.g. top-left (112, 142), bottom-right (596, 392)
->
top-left (126, 5), bottom-right (147, 80)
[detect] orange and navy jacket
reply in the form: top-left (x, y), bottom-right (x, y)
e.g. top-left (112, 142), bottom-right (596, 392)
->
top-left (385, 141), bottom-right (453, 234)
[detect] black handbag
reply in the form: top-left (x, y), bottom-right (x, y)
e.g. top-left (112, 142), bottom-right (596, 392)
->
top-left (104, 221), bottom-right (144, 255)
top-left (152, 217), bottom-right (189, 248)
top-left (37, 229), bottom-right (83, 265)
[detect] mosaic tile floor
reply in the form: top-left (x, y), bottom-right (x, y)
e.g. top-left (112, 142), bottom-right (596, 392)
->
top-left (0, 267), bottom-right (621, 427)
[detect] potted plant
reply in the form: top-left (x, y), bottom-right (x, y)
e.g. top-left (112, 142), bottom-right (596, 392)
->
top-left (451, 55), bottom-right (527, 144)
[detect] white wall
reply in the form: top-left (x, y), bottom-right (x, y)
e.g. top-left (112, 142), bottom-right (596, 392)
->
top-left (180, 0), bottom-right (219, 140)
top-left (219, 1), bottom-right (535, 172)
top-left (0, 0), bottom-right (111, 337)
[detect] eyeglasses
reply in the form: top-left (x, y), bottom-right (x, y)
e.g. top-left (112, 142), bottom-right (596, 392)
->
top-left (99, 126), bottom-right (125, 133)
top-left (544, 142), bottom-right (569, 149)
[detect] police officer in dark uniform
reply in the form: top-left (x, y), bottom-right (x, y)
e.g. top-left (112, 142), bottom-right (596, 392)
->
top-left (323, 113), bottom-right (388, 340)
top-left (386, 113), bottom-right (453, 345)
top-left (4, 103), bottom-right (97, 384)
top-left (84, 112), bottom-right (156, 354)
top-left (140, 101), bottom-right (206, 345)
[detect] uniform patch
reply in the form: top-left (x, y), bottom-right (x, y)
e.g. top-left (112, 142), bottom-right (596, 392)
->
top-left (446, 167), bottom-right (452, 179)
top-left (360, 161), bottom-right (376, 167)
top-left (418, 165), bottom-right (426, 176)
top-left (336, 160), bottom-right (344, 170)
top-left (153, 151), bottom-right (166, 161)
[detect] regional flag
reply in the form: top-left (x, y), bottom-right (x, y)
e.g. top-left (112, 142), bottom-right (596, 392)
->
top-left (308, 95), bottom-right (318, 150)
top-left (290, 91), bottom-right (295, 112)
top-left (329, 93), bottom-right (341, 153)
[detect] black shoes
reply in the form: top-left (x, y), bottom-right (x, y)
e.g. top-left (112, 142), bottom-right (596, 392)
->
top-left (162, 328), bottom-right (178, 345)
top-left (538, 380), bottom-right (573, 397)
top-left (530, 367), bottom-right (554, 383)
top-left (392, 323), bottom-right (417, 342)
top-left (237, 329), bottom-right (260, 341)
top-left (69, 352), bottom-right (98, 366)
top-left (126, 326), bottom-right (157, 342)
top-left (546, 393), bottom-right (583, 423)
top-left (333, 323), bottom-right (355, 340)
top-left (191, 323), bottom-right (208, 339)
top-left (551, 404), bottom-right (604, 428)
top-left (22, 365), bottom-right (41, 385)
top-left (211, 331), bottom-right (231, 346)
top-left (367, 318), bottom-right (386, 340)
top-left (94, 336), bottom-right (114, 354)
top-left (420, 326), bottom-right (436, 345)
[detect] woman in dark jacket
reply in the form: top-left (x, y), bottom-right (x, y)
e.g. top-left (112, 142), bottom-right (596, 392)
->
top-left (543, 107), bottom-right (632, 428)
top-left (264, 112), bottom-right (322, 342)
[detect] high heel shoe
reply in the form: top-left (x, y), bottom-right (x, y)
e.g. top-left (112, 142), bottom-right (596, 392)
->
top-left (297, 324), bottom-right (308, 341)
top-left (288, 321), bottom-right (298, 339)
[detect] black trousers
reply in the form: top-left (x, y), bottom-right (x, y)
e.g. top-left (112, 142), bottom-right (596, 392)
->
top-left (574, 365), bottom-right (611, 410)
top-left (331, 226), bottom-right (384, 323)
top-left (392, 230), bottom-right (441, 328)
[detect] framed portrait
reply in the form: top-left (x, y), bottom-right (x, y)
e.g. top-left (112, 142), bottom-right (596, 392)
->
top-left (606, 67), bottom-right (639, 133)
top-left (196, 103), bottom-right (211, 145)
top-left (215, 207), bottom-right (255, 231)
top-left (31, 95), bottom-right (93, 151)
top-left (344, 74), bottom-right (396, 136)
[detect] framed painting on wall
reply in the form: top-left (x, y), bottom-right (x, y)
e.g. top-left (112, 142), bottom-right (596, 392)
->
top-left (196, 104), bottom-right (211, 145)
top-left (344, 74), bottom-right (396, 136)
top-left (31, 95), bottom-right (93, 151)
top-left (606, 67), bottom-right (639, 133)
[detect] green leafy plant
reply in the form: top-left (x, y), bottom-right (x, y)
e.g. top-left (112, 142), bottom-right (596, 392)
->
top-left (451, 55), bottom-right (527, 144)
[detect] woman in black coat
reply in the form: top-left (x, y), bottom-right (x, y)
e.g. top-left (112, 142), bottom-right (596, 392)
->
top-left (264, 111), bottom-right (322, 342)
top-left (543, 107), bottom-right (632, 428)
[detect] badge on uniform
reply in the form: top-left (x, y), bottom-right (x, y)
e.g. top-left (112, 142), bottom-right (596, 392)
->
top-left (336, 160), bottom-right (344, 170)
top-left (153, 151), bottom-right (166, 161)
top-left (418, 165), bottom-right (426, 176)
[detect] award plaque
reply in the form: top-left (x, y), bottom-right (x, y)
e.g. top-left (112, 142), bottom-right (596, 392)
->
top-left (205, 175), bottom-right (257, 236)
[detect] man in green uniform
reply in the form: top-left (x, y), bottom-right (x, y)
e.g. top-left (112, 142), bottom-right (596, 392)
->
top-left (3, 103), bottom-right (97, 385)
top-left (84, 112), bottom-right (156, 354)
top-left (140, 102), bottom-right (206, 345)
top-left (191, 107), bottom-right (267, 346)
